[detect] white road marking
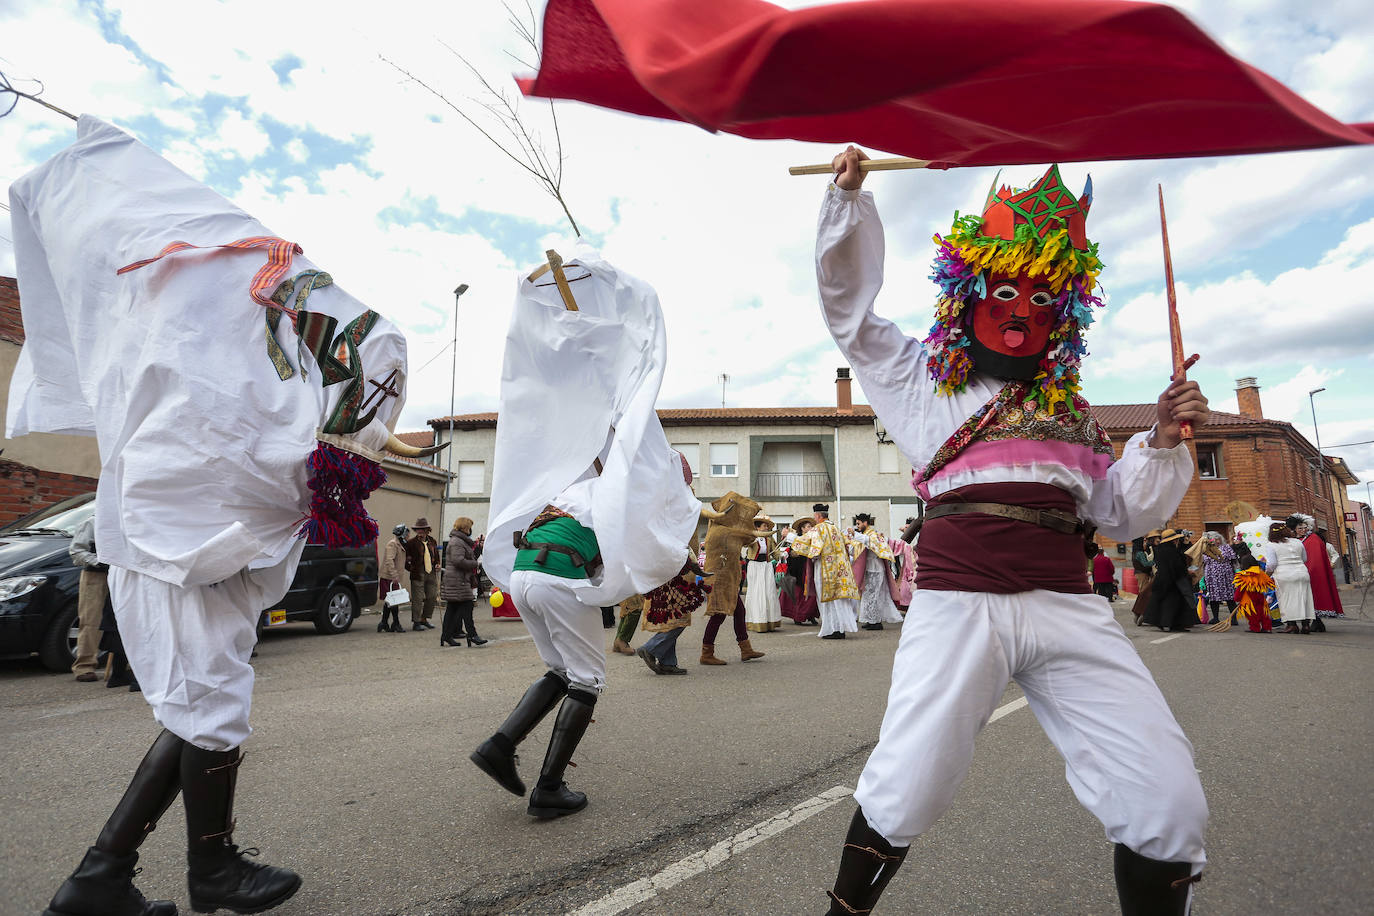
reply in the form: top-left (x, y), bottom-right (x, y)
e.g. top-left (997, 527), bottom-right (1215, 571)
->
top-left (988, 695), bottom-right (1029, 722)
top-left (568, 695), bottom-right (1034, 916)
top-left (1149, 633), bottom-right (1183, 645)
top-left (568, 786), bottom-right (854, 916)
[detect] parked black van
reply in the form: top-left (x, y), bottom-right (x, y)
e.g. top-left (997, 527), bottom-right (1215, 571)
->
top-left (0, 493), bottom-right (378, 671)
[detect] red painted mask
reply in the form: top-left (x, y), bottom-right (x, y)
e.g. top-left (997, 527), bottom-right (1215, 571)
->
top-left (971, 273), bottom-right (1056, 356)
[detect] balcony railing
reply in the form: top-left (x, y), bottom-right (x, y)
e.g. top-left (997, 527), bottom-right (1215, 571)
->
top-left (753, 472), bottom-right (834, 499)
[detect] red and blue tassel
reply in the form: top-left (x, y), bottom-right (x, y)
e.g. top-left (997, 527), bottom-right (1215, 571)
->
top-left (298, 441), bottom-right (386, 548)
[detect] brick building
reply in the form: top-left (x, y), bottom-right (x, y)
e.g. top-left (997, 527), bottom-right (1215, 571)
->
top-left (1094, 378), bottom-right (1358, 564)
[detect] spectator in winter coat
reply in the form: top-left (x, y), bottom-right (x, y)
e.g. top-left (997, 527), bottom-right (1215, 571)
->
top-left (440, 518), bottom-right (487, 647)
top-left (377, 524), bottom-right (407, 633)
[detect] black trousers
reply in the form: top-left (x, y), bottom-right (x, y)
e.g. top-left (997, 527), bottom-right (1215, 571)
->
top-left (1093, 582), bottom-right (1115, 600)
top-left (443, 600), bottom-right (477, 641)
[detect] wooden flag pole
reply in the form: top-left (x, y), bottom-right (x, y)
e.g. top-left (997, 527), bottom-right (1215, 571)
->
top-left (1158, 185), bottom-right (1198, 440)
top-left (788, 156), bottom-right (935, 176)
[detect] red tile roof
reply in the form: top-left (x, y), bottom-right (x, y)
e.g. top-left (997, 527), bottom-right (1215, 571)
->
top-left (1091, 403), bottom-right (1296, 432)
top-left (428, 406), bottom-right (879, 428)
top-left (395, 430), bottom-right (436, 447)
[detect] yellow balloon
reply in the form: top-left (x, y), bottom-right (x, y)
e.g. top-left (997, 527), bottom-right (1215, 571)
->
top-left (490, 589), bottom-right (505, 608)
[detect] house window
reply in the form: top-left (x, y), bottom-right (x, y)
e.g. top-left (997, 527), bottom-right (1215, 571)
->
top-left (709, 442), bottom-right (739, 477)
top-left (878, 442), bottom-right (900, 474)
top-left (672, 443), bottom-right (700, 478)
top-left (457, 461), bottom-right (485, 494)
top-left (1196, 445), bottom-right (1223, 479)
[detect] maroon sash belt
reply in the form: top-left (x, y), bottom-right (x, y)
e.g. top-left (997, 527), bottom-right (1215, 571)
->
top-left (916, 482), bottom-right (1090, 595)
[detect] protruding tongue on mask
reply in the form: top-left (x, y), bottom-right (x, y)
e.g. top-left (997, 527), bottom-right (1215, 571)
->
top-left (1002, 328), bottom-right (1026, 349)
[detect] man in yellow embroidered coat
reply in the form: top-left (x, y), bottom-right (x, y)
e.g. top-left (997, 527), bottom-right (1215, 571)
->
top-left (790, 503), bottom-right (859, 639)
top-left (849, 513), bottom-right (903, 630)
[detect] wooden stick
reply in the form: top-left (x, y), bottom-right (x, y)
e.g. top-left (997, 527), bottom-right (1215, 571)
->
top-left (788, 156), bottom-right (934, 176)
top-left (545, 249), bottom-right (578, 311)
top-left (1158, 185), bottom-right (1194, 440)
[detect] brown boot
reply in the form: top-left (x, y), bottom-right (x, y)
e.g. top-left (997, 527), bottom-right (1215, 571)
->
top-left (699, 644), bottom-right (727, 665)
top-left (612, 638), bottom-right (635, 655)
top-left (738, 638), bottom-right (765, 661)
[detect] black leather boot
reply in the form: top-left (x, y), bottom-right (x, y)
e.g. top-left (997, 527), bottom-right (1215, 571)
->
top-left (43, 729), bottom-right (184, 916)
top-left (824, 807), bottom-right (908, 915)
top-left (471, 671), bottom-right (567, 796)
top-left (182, 745), bottom-right (301, 914)
top-left (1113, 843), bottom-right (1199, 915)
top-left (526, 688), bottom-right (597, 819)
top-left (43, 848), bottom-right (178, 916)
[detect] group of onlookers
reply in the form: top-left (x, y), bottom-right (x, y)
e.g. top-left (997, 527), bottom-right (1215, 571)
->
top-left (378, 518), bottom-right (489, 647)
top-left (1123, 514), bottom-right (1345, 634)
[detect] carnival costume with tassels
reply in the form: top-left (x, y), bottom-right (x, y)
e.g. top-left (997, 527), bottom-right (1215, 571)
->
top-left (9, 117), bottom-right (438, 916)
top-left (815, 164), bottom-right (1206, 915)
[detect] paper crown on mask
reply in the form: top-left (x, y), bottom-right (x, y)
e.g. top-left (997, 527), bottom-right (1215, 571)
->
top-left (923, 164), bottom-right (1107, 414)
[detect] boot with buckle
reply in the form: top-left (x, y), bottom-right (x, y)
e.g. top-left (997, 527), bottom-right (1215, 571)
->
top-left (182, 745), bottom-right (301, 914)
top-left (43, 729), bottom-right (183, 916)
top-left (527, 689), bottom-right (597, 819)
top-left (471, 671), bottom-right (568, 796)
top-left (824, 807), bottom-right (908, 915)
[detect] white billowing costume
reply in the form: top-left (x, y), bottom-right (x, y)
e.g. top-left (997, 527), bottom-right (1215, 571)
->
top-left (817, 184), bottom-right (1207, 878)
top-left (482, 245), bottom-right (700, 692)
top-left (1261, 537), bottom-right (1314, 623)
top-left (8, 117), bottom-right (407, 750)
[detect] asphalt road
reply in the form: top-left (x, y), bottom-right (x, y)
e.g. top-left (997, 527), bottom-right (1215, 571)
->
top-left (2, 588), bottom-right (1371, 916)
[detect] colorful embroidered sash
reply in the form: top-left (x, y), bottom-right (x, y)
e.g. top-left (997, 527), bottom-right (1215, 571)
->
top-left (917, 380), bottom-right (1114, 488)
top-left (118, 236), bottom-right (303, 308)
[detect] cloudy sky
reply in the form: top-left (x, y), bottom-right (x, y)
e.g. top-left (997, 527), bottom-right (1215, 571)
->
top-left (2, 0), bottom-right (1372, 503)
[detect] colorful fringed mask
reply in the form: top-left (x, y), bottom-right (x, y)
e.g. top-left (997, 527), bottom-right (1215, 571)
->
top-left (924, 164), bottom-right (1104, 414)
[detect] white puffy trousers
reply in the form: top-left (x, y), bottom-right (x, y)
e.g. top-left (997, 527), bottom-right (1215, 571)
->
top-left (855, 588), bottom-right (1208, 870)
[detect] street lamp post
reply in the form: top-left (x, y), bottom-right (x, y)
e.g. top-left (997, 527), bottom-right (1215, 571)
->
top-left (443, 284), bottom-right (469, 531)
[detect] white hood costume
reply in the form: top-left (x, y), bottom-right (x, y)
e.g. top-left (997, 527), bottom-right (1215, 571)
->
top-left (7, 117), bottom-right (412, 749)
top-left (483, 244), bottom-right (699, 608)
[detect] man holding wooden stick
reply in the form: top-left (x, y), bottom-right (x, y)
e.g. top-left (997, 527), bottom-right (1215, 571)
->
top-left (815, 147), bottom-right (1211, 915)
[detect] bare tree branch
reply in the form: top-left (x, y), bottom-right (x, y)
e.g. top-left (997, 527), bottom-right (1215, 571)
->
top-left (382, 1), bottom-right (581, 237)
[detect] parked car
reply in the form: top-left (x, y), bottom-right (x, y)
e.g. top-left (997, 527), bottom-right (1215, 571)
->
top-left (0, 493), bottom-right (94, 672)
top-left (258, 541), bottom-right (379, 635)
top-left (0, 493), bottom-right (380, 671)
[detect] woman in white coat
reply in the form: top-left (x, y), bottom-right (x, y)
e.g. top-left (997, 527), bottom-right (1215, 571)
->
top-left (1261, 521), bottom-right (1315, 634)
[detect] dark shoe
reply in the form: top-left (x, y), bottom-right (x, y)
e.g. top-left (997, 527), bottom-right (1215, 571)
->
top-left (42, 847), bottom-right (178, 916)
top-left (75, 672), bottom-right (99, 682)
top-left (1113, 843), bottom-right (1199, 916)
top-left (662, 665), bottom-right (688, 675)
top-left (861, 622), bottom-right (884, 631)
top-left (820, 632), bottom-right (846, 640)
top-left (1311, 616), bottom-right (1327, 632)
top-left (471, 672), bottom-right (567, 796)
top-left (376, 621), bottom-right (387, 633)
top-left (636, 647), bottom-right (663, 674)
top-left (1282, 622), bottom-right (1300, 633)
top-left (422, 621), bottom-right (436, 630)
top-left (1300, 620), bottom-right (1311, 634)
top-left (128, 679), bottom-right (142, 693)
top-left (411, 623), bottom-right (425, 631)
top-left (467, 636), bottom-right (489, 647)
top-left (440, 638), bottom-right (460, 647)
top-left (825, 807), bottom-right (908, 915)
top-left (187, 843), bottom-right (301, 915)
top-left (389, 622), bottom-right (405, 633)
top-left (181, 744), bottom-right (301, 915)
top-left (527, 690), bottom-right (596, 820)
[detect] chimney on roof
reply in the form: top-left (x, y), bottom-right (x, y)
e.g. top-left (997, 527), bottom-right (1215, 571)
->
top-left (836, 367), bottom-right (853, 414)
top-left (1235, 377), bottom-right (1263, 419)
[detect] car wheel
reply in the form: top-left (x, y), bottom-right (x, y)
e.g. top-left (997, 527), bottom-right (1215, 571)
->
top-left (314, 585), bottom-right (358, 634)
top-left (39, 601), bottom-right (80, 672)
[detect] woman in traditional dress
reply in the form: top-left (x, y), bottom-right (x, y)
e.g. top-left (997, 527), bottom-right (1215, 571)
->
top-left (1129, 531), bottom-right (1158, 627)
top-left (1199, 531), bottom-right (1238, 624)
top-left (779, 518), bottom-right (820, 625)
top-left (1262, 522), bottom-right (1314, 634)
top-left (1144, 529), bottom-right (1196, 631)
top-left (743, 515), bottom-right (783, 632)
top-left (1297, 521), bottom-right (1345, 628)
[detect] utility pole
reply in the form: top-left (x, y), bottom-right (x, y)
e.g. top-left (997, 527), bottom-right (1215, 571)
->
top-left (443, 284), bottom-right (469, 531)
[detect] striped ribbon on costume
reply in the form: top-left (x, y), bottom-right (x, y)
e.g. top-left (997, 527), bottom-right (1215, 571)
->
top-left (118, 236), bottom-right (304, 312)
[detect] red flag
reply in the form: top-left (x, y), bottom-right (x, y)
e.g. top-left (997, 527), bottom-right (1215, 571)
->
top-left (520, 0), bottom-right (1374, 167)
